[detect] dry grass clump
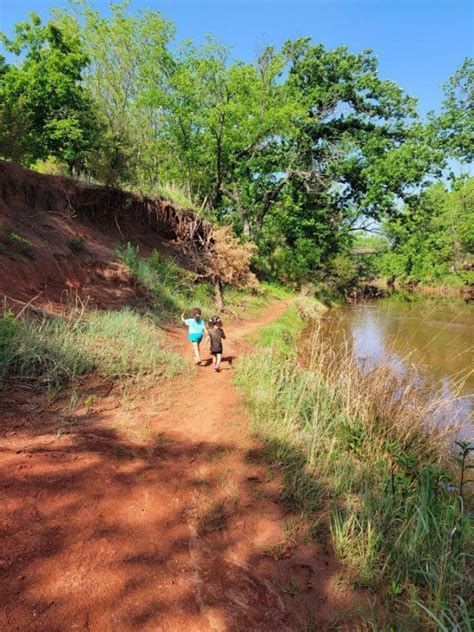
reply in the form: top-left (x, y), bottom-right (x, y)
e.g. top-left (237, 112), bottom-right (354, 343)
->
top-left (211, 226), bottom-right (259, 290)
top-left (294, 295), bottom-right (328, 321)
top-left (305, 324), bottom-right (458, 465)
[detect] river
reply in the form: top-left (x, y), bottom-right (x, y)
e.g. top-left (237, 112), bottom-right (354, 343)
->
top-left (320, 296), bottom-right (474, 441)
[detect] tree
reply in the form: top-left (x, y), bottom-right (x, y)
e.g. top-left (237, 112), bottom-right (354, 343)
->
top-left (434, 59), bottom-right (474, 164)
top-left (55, 1), bottom-right (175, 185)
top-left (0, 13), bottom-right (100, 172)
top-left (246, 41), bottom-right (435, 283)
top-left (380, 178), bottom-right (474, 285)
top-left (159, 38), bottom-right (299, 229)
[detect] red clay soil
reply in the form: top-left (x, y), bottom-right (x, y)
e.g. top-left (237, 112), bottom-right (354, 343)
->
top-left (0, 301), bottom-right (365, 631)
top-left (0, 160), bottom-right (209, 312)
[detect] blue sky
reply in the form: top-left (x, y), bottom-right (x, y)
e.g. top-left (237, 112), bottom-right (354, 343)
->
top-left (1, 0), bottom-right (473, 116)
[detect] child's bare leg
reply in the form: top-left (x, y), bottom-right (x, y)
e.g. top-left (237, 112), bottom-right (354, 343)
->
top-left (191, 341), bottom-right (201, 364)
top-left (215, 353), bottom-right (222, 370)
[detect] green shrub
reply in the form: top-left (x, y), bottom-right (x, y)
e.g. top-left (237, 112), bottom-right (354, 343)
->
top-left (32, 156), bottom-right (69, 176)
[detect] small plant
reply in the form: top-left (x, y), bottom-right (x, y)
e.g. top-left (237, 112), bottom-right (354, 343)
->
top-left (0, 310), bottom-right (19, 383)
top-left (82, 394), bottom-right (98, 411)
top-left (456, 441), bottom-right (474, 500)
top-left (68, 236), bottom-right (86, 252)
top-left (115, 242), bottom-right (140, 274)
top-left (7, 232), bottom-right (35, 259)
top-left (387, 580), bottom-right (404, 598)
top-left (9, 232), bottom-right (32, 248)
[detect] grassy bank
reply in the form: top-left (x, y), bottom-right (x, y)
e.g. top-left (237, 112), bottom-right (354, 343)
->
top-left (372, 277), bottom-right (474, 299)
top-left (235, 302), bottom-right (473, 630)
top-left (0, 307), bottom-right (185, 391)
top-left (1, 246), bottom-right (288, 394)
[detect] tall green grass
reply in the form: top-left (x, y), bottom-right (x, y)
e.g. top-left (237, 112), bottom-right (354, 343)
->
top-left (235, 307), bottom-right (473, 630)
top-left (0, 307), bottom-right (185, 389)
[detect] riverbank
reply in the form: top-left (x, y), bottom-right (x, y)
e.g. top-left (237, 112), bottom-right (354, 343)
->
top-left (235, 300), bottom-right (473, 630)
top-left (372, 278), bottom-right (474, 300)
top-left (320, 295), bottom-right (474, 442)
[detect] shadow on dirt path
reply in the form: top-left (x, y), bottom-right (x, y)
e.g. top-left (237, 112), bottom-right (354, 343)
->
top-left (0, 301), bottom-right (365, 631)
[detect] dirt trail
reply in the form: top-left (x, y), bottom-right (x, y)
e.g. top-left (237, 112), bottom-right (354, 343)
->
top-left (0, 300), bottom-right (360, 631)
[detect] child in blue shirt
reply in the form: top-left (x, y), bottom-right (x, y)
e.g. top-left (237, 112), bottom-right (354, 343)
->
top-left (181, 307), bottom-right (206, 365)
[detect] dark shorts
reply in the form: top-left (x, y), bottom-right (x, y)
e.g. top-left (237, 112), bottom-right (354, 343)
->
top-left (211, 349), bottom-right (223, 356)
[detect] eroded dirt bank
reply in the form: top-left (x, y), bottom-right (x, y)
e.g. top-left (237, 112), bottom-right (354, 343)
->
top-left (0, 160), bottom-right (210, 311)
top-left (0, 301), bottom-right (364, 631)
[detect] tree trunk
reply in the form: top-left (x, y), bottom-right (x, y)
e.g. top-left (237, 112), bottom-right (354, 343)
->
top-left (242, 215), bottom-right (251, 236)
top-left (214, 278), bottom-right (224, 311)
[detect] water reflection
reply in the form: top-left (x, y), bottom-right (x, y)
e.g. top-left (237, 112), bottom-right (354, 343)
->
top-left (321, 297), bottom-right (474, 441)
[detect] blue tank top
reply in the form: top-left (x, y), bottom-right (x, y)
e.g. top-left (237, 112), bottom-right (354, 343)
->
top-left (185, 318), bottom-right (205, 336)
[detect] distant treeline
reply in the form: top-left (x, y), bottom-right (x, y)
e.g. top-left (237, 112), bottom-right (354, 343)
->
top-left (1, 2), bottom-right (472, 287)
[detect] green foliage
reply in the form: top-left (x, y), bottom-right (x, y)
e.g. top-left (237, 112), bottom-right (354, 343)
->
top-left (432, 58), bottom-right (474, 164)
top-left (0, 13), bottom-right (101, 171)
top-left (33, 155), bottom-right (69, 176)
top-left (9, 232), bottom-right (33, 249)
top-left (329, 254), bottom-right (358, 291)
top-left (55, 1), bottom-right (175, 185)
top-left (379, 178), bottom-right (474, 286)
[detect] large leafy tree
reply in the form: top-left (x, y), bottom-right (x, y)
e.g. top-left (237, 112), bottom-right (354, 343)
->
top-left (55, 1), bottom-right (175, 185)
top-left (0, 13), bottom-right (100, 171)
top-left (157, 38), bottom-right (300, 225)
top-left (242, 40), bottom-right (436, 282)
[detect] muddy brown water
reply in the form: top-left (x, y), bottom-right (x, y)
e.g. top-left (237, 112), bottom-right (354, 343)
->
top-left (319, 296), bottom-right (474, 442)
